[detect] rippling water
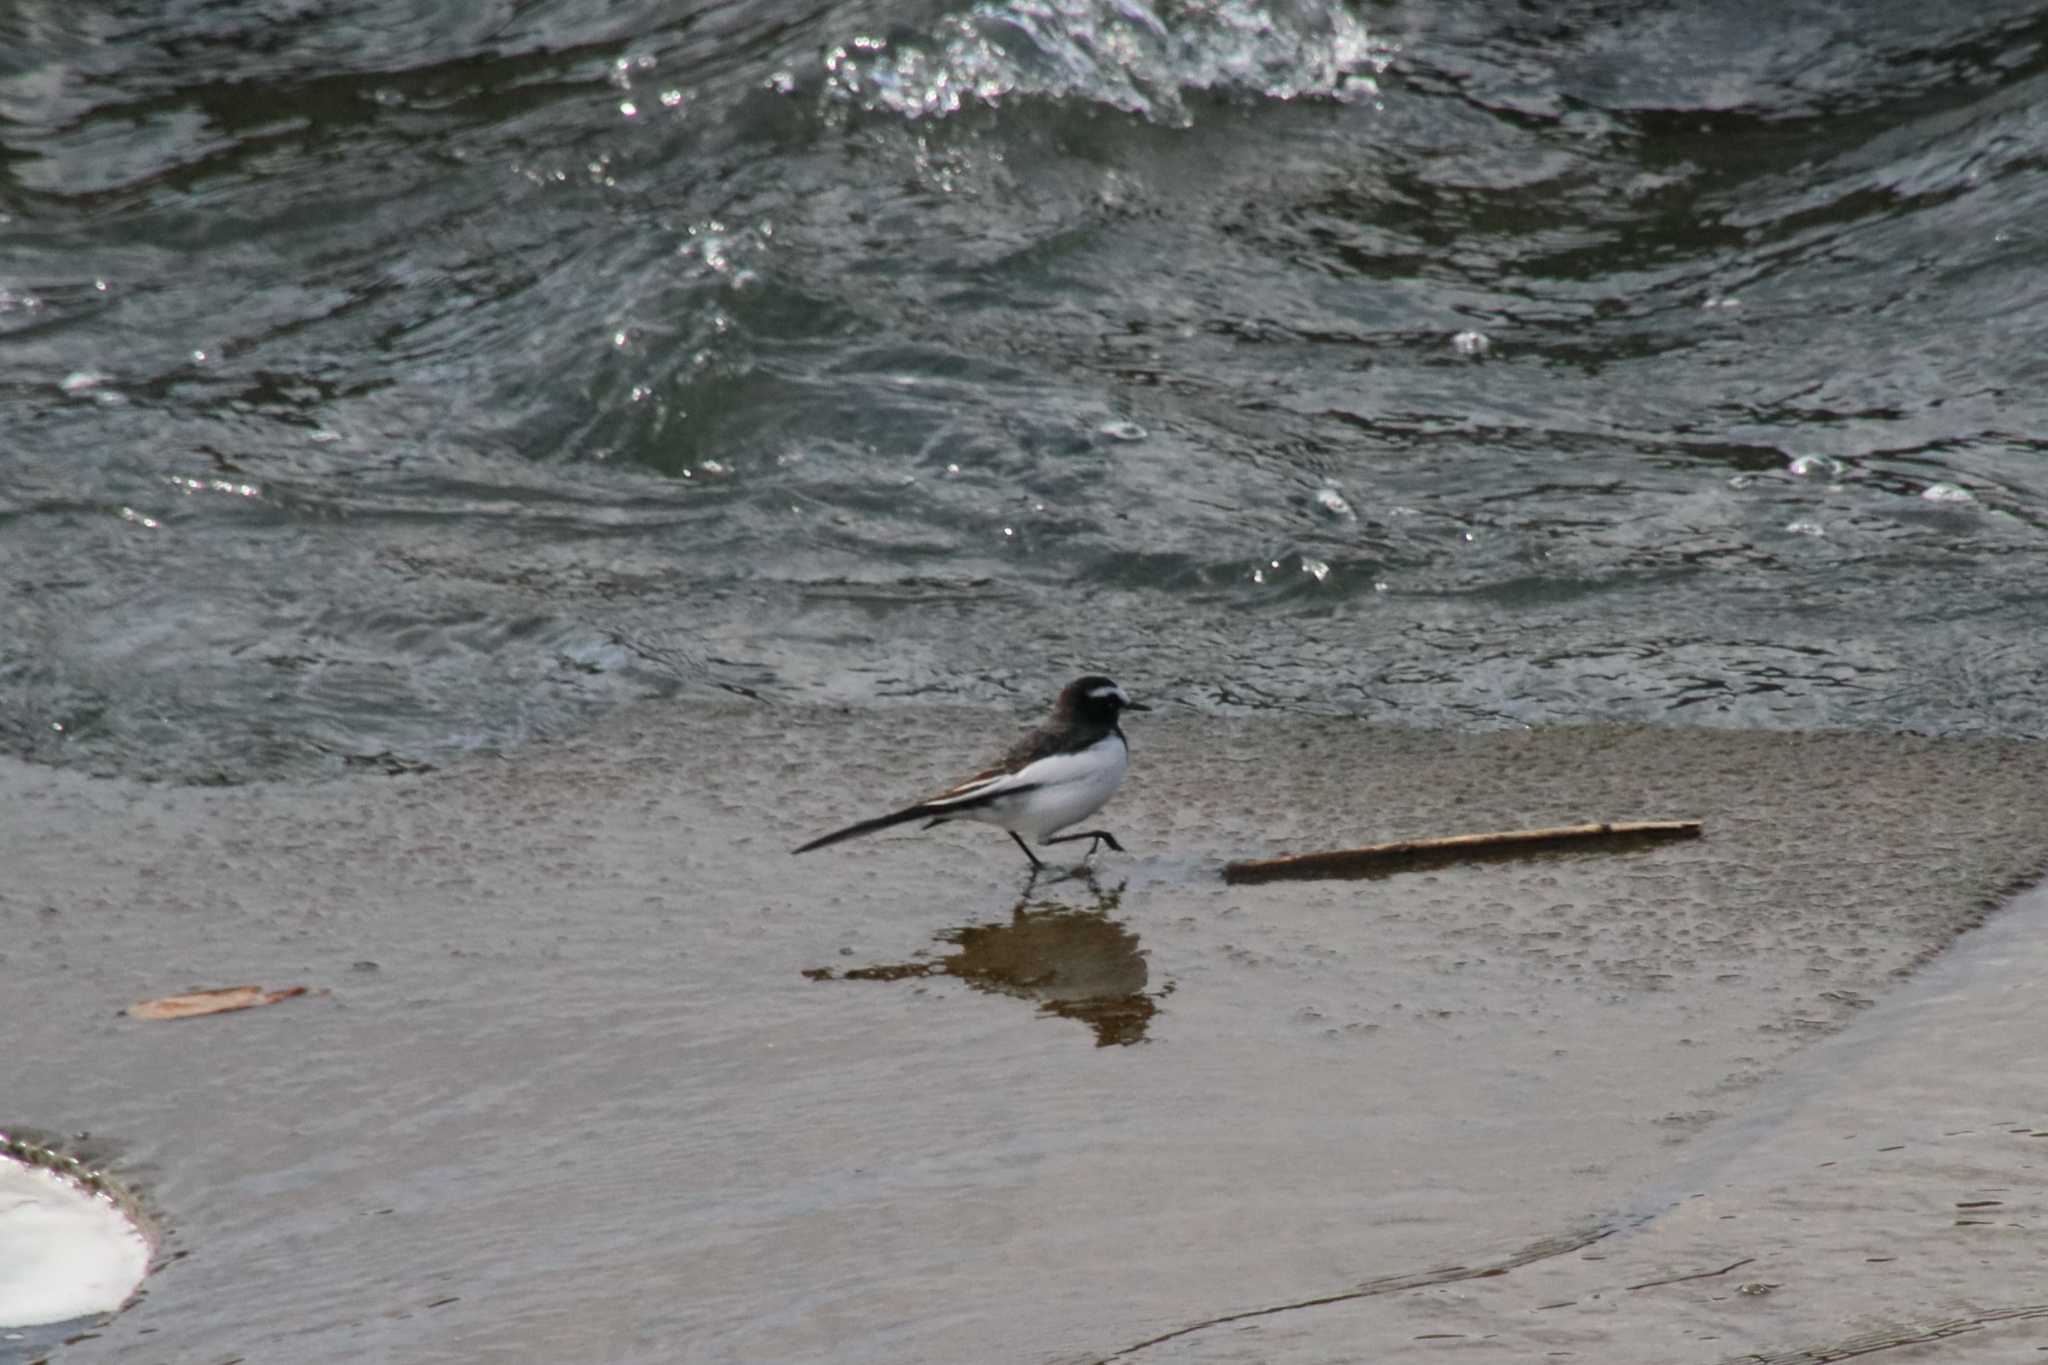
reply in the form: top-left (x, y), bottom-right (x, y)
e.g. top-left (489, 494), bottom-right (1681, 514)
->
top-left (5, 0), bottom-right (2046, 780)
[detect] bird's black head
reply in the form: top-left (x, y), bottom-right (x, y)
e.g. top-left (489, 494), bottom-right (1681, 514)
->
top-left (1058, 674), bottom-right (1149, 728)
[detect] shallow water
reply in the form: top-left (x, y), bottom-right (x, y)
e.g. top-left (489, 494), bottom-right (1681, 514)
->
top-left (8, 705), bottom-right (2048, 1363)
top-left (6, 0), bottom-right (2048, 781)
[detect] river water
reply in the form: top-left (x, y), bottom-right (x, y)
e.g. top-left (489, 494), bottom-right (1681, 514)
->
top-left (5, 0), bottom-right (2046, 781)
top-left (11, 8), bottom-right (2048, 1359)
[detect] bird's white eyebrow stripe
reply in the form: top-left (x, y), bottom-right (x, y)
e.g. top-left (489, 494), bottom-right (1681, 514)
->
top-left (1087, 684), bottom-right (1126, 700)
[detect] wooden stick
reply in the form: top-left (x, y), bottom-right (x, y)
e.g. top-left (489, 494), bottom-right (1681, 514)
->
top-left (1222, 820), bottom-right (1703, 884)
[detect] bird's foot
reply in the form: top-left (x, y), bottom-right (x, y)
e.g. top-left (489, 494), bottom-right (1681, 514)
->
top-left (1043, 829), bottom-right (1127, 858)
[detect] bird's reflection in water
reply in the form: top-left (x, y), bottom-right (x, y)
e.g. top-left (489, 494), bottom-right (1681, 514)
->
top-left (806, 881), bottom-right (1166, 1046)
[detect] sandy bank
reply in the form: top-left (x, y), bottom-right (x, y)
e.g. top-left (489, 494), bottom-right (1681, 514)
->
top-left (7, 703), bottom-right (2048, 1363)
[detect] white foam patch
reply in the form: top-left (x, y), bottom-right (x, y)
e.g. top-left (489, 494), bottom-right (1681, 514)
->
top-left (822, 0), bottom-right (1395, 126)
top-left (0, 1155), bottom-right (150, 1327)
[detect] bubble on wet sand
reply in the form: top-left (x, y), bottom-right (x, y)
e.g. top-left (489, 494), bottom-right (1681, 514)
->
top-left (1312, 482), bottom-right (1354, 519)
top-left (0, 1139), bottom-right (151, 1329)
top-left (1098, 420), bottom-right (1147, 443)
top-left (1785, 518), bottom-right (1825, 537)
top-left (1450, 330), bottom-right (1491, 356)
top-left (1920, 482), bottom-right (1975, 504)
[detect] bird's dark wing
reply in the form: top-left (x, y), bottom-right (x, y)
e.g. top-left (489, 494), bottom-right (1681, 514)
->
top-left (792, 766), bottom-right (1048, 852)
top-left (996, 715), bottom-right (1111, 769)
top-left (793, 712), bottom-right (1108, 855)
top-left (896, 719), bottom-right (1063, 808)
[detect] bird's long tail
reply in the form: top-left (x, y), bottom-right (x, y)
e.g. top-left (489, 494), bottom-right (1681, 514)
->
top-left (792, 804), bottom-right (941, 855)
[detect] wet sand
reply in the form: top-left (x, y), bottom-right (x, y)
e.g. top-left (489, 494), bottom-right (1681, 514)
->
top-left (7, 702), bottom-right (2048, 1363)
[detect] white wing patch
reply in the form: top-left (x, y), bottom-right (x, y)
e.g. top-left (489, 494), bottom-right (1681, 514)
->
top-left (926, 740), bottom-right (1120, 808)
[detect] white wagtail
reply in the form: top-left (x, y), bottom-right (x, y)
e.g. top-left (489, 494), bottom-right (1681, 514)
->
top-left (793, 675), bottom-right (1148, 871)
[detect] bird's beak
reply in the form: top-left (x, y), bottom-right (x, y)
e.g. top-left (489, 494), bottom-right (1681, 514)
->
top-left (1124, 700), bottom-right (1152, 711)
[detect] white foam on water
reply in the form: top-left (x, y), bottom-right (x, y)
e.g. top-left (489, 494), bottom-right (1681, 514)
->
top-left (822, 0), bottom-right (1395, 125)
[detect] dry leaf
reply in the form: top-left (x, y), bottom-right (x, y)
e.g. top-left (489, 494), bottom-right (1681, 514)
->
top-left (126, 985), bottom-right (309, 1021)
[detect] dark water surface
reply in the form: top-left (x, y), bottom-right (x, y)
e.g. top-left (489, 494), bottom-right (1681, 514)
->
top-left (5, 0), bottom-right (2048, 780)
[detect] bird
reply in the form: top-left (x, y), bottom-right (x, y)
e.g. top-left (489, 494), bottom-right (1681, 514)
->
top-left (793, 675), bottom-right (1149, 871)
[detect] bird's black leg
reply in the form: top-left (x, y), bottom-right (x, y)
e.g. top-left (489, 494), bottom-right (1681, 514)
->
top-left (1010, 831), bottom-right (1047, 870)
top-left (1043, 829), bottom-right (1126, 856)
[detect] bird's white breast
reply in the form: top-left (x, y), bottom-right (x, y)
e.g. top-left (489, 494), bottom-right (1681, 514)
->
top-left (963, 734), bottom-right (1128, 842)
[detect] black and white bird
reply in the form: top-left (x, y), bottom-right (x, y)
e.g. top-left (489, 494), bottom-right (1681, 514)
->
top-left (793, 675), bottom-right (1148, 871)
